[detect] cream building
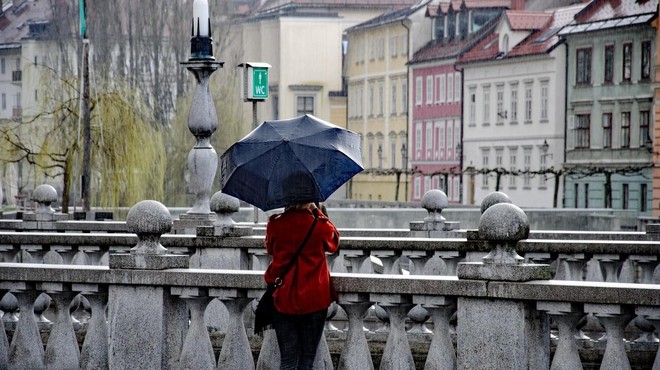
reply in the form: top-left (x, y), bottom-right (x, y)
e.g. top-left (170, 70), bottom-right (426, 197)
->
top-left (345, 1), bottom-right (432, 202)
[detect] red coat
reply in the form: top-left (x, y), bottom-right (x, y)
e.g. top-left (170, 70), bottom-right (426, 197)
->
top-left (264, 207), bottom-right (339, 315)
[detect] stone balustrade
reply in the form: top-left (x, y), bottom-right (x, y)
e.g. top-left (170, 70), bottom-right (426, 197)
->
top-left (1, 194), bottom-right (660, 369)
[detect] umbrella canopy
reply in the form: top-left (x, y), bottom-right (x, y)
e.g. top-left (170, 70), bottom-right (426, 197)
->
top-left (220, 114), bottom-right (363, 211)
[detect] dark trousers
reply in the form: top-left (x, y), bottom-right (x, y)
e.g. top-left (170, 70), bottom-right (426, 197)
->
top-left (273, 308), bottom-right (328, 370)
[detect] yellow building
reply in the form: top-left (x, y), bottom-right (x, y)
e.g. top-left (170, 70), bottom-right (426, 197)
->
top-left (345, 2), bottom-right (432, 202)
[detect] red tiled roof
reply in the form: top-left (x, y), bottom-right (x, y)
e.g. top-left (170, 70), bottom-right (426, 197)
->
top-left (456, 31), bottom-right (500, 64)
top-left (428, 0), bottom-right (511, 16)
top-left (506, 11), bottom-right (551, 30)
top-left (575, 0), bottom-right (658, 23)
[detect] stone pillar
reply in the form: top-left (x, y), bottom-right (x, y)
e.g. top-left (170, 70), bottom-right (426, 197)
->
top-left (456, 200), bottom-right (551, 370)
top-left (107, 200), bottom-right (189, 370)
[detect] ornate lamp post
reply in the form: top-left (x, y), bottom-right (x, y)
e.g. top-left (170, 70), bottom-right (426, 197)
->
top-left (175, 0), bottom-right (224, 233)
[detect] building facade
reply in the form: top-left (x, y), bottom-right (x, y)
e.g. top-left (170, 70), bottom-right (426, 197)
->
top-left (560, 0), bottom-right (657, 214)
top-left (458, 4), bottom-right (581, 208)
top-left (345, 1), bottom-right (432, 202)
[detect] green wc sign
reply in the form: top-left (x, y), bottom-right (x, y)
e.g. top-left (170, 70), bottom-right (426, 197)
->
top-left (238, 62), bottom-right (271, 101)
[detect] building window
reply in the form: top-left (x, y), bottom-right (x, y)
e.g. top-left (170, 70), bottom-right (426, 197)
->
top-left (523, 148), bottom-right (531, 188)
top-left (483, 87), bottom-right (490, 124)
top-left (496, 87), bottom-right (504, 124)
top-left (378, 81), bottom-right (384, 116)
top-left (369, 82), bottom-right (375, 116)
top-left (602, 113), bottom-right (612, 148)
top-left (539, 147), bottom-right (547, 187)
top-left (641, 41), bottom-right (651, 81)
top-left (622, 42), bottom-right (632, 82)
top-left (402, 80), bottom-right (408, 113)
top-left (482, 150), bottom-right (490, 187)
top-left (414, 176), bottom-right (421, 199)
top-left (447, 74), bottom-right (454, 103)
top-left (574, 183), bottom-right (579, 208)
top-left (435, 75), bottom-right (442, 103)
top-left (576, 48), bottom-right (592, 85)
top-left (584, 183), bottom-right (589, 208)
top-left (1, 93), bottom-right (5, 110)
top-left (447, 124), bottom-right (453, 159)
top-left (296, 96), bottom-right (314, 115)
top-left (621, 111), bottom-right (630, 148)
top-left (640, 110), bottom-right (650, 148)
top-left (415, 123), bottom-right (422, 157)
top-left (391, 83), bottom-right (397, 114)
top-left (509, 150), bottom-right (517, 188)
top-left (641, 184), bottom-right (648, 212)
top-left (622, 183), bottom-right (629, 209)
top-left (415, 77), bottom-right (423, 106)
top-left (439, 74), bottom-right (446, 103)
top-left (0, 58), bottom-right (4, 74)
top-left (510, 87), bottom-right (518, 122)
top-left (604, 44), bottom-right (614, 83)
top-left (454, 72), bottom-right (461, 102)
top-left (401, 35), bottom-right (408, 55)
top-left (524, 83), bottom-right (532, 122)
top-left (495, 149), bottom-right (503, 168)
top-left (540, 81), bottom-right (548, 121)
top-left (426, 76), bottom-right (434, 104)
top-left (426, 123), bottom-right (433, 158)
top-left (575, 114), bottom-right (590, 149)
top-left (469, 89), bottom-right (476, 126)
top-left (391, 36), bottom-right (398, 57)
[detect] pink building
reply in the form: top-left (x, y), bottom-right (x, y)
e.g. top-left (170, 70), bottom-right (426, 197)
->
top-left (408, 1), bottom-right (511, 202)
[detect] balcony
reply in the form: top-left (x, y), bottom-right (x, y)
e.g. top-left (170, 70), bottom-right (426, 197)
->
top-left (0, 189), bottom-right (659, 369)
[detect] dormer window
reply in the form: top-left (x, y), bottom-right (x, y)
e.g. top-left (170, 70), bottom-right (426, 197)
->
top-left (502, 34), bottom-right (509, 54)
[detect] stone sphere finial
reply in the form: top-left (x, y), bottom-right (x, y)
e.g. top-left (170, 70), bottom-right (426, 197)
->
top-left (421, 189), bottom-right (448, 222)
top-left (480, 191), bottom-right (512, 214)
top-left (126, 200), bottom-right (172, 255)
top-left (479, 202), bottom-right (529, 264)
top-left (32, 184), bottom-right (58, 214)
top-left (210, 191), bottom-right (240, 227)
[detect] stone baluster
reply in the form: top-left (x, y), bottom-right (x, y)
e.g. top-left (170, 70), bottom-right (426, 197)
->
top-left (537, 301), bottom-right (584, 370)
top-left (588, 304), bottom-right (635, 370)
top-left (5, 283), bottom-right (44, 369)
top-left (372, 250), bottom-right (401, 274)
top-left (256, 329), bottom-right (280, 370)
top-left (436, 251), bottom-right (462, 276)
top-left (337, 294), bottom-right (374, 370)
top-left (417, 296), bottom-right (456, 370)
top-left (0, 292), bottom-right (18, 330)
top-left (212, 289), bottom-right (254, 370)
top-left (107, 200), bottom-right (189, 369)
top-left (41, 283), bottom-right (80, 369)
top-left (630, 255), bottom-right (657, 284)
top-left (373, 293), bottom-right (415, 370)
top-left (405, 250), bottom-right (434, 275)
top-left (78, 285), bottom-right (108, 370)
top-left (635, 306), bottom-right (660, 370)
top-left (341, 250), bottom-right (369, 274)
top-left (555, 253), bottom-right (586, 281)
top-left (597, 254), bottom-right (622, 283)
top-left (172, 287), bottom-right (216, 369)
top-left (0, 289), bottom-right (9, 368)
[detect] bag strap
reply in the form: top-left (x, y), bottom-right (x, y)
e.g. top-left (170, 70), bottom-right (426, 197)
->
top-left (275, 213), bottom-right (318, 285)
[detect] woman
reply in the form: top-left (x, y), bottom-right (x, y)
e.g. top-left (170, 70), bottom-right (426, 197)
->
top-left (264, 202), bottom-right (339, 370)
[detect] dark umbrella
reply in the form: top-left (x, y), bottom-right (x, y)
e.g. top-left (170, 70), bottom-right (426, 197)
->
top-left (220, 114), bottom-right (363, 211)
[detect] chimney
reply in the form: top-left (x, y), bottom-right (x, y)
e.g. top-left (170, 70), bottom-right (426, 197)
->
top-left (510, 0), bottom-right (524, 11)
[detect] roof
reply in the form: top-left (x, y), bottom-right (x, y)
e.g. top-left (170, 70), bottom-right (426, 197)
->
top-left (505, 10), bottom-right (551, 30)
top-left (409, 13), bottom-right (500, 64)
top-left (574, 0), bottom-right (658, 23)
top-left (428, 0), bottom-right (512, 16)
top-left (559, 0), bottom-right (658, 36)
top-left (255, 0), bottom-right (420, 14)
top-left (458, 3), bottom-right (585, 64)
top-left (347, 0), bottom-right (429, 32)
top-left (0, 0), bottom-right (53, 46)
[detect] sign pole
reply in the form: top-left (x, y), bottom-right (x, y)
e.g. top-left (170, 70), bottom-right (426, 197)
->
top-left (252, 100), bottom-right (258, 224)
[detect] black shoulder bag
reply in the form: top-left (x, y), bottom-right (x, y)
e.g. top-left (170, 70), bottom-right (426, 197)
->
top-left (254, 214), bottom-right (318, 335)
